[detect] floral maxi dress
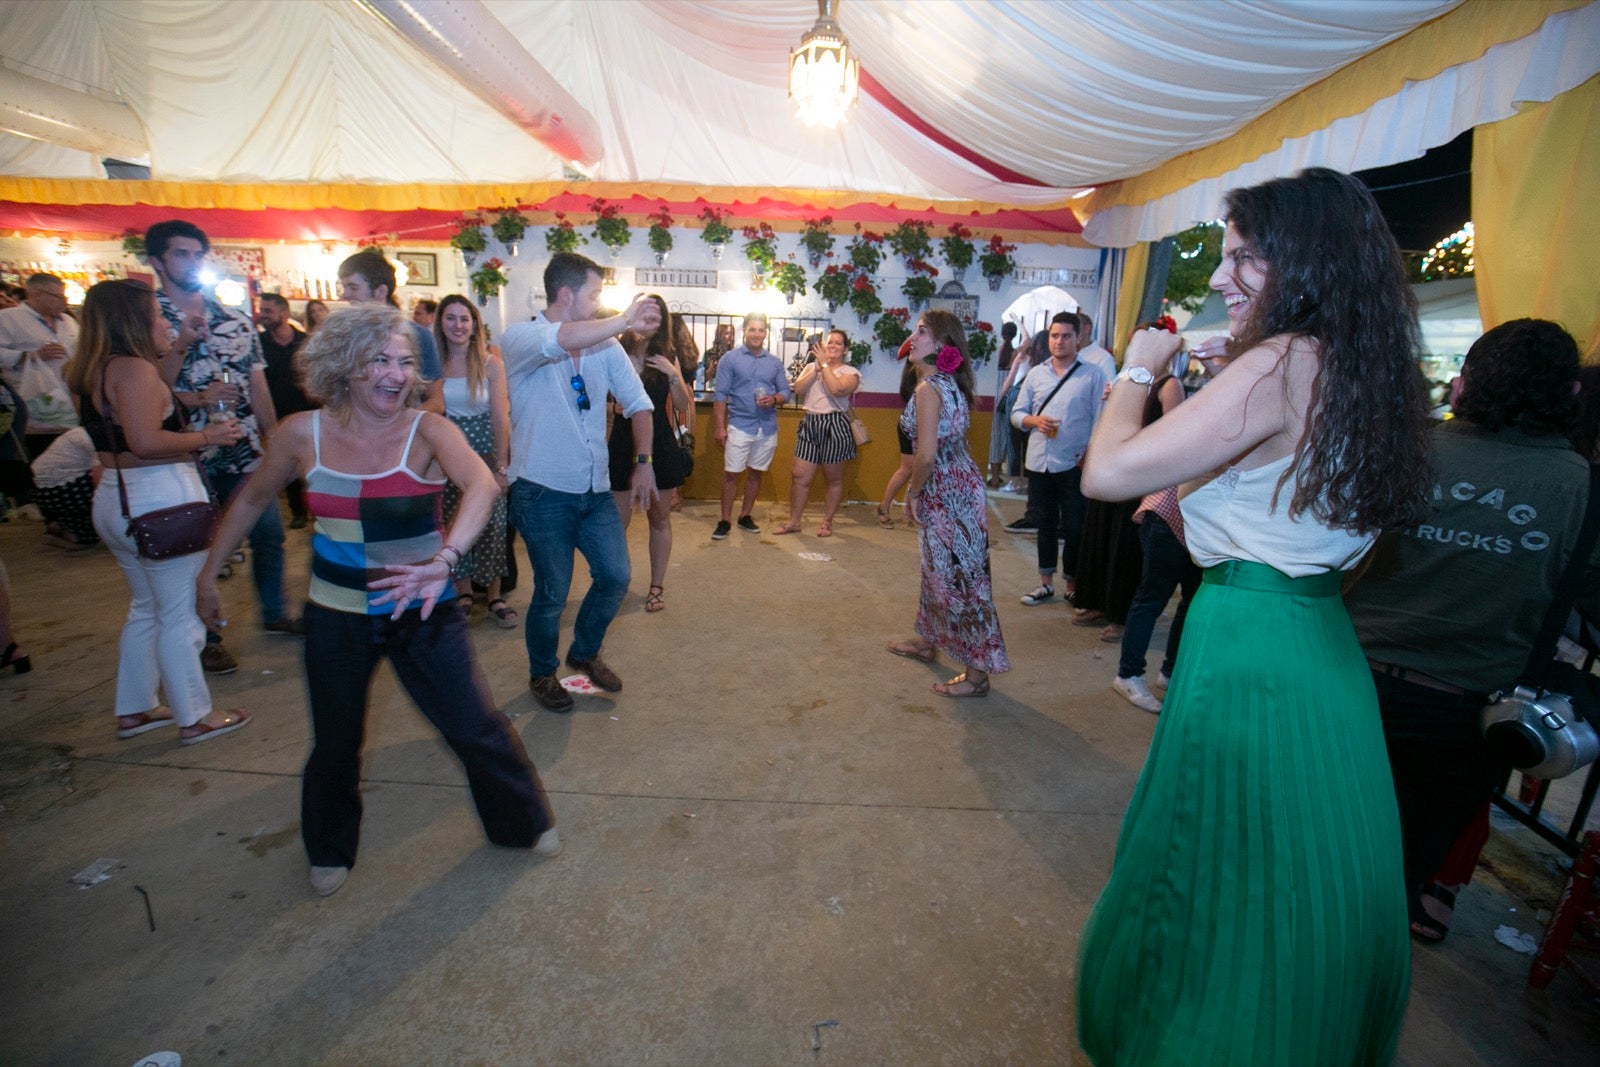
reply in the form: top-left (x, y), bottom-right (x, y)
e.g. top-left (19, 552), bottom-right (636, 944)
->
top-left (900, 373), bottom-right (1010, 673)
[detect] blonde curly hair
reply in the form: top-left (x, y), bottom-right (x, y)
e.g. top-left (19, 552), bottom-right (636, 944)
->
top-left (297, 304), bottom-right (427, 409)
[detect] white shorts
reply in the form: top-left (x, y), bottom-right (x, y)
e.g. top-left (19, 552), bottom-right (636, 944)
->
top-left (724, 425), bottom-right (778, 473)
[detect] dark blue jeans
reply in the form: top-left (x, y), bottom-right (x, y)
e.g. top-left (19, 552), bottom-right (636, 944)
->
top-left (301, 601), bottom-right (553, 868)
top-left (1117, 513), bottom-right (1201, 679)
top-left (1028, 466), bottom-right (1086, 579)
top-left (211, 468), bottom-right (287, 625)
top-left (508, 479), bottom-right (630, 678)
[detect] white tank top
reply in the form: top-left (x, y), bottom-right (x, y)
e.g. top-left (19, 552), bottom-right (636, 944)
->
top-left (442, 375), bottom-right (489, 417)
top-left (1179, 453), bottom-right (1374, 577)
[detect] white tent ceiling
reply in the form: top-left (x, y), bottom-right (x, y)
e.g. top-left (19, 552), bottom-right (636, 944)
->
top-left (0, 0), bottom-right (1461, 206)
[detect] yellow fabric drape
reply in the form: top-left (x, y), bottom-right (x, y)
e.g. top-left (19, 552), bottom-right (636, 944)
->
top-left (1472, 75), bottom-right (1600, 358)
top-left (1086, 0), bottom-right (1590, 219)
top-left (1112, 243), bottom-right (1151, 356)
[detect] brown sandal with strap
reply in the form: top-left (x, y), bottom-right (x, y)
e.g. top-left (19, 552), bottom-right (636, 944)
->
top-left (645, 585), bottom-right (665, 613)
top-left (932, 673), bottom-right (990, 698)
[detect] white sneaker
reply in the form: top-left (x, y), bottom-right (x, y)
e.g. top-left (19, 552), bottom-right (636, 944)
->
top-left (1020, 584), bottom-right (1055, 606)
top-left (1155, 671), bottom-right (1171, 691)
top-left (534, 828), bottom-right (563, 857)
top-left (310, 865), bottom-right (349, 897)
top-left (1113, 675), bottom-right (1163, 714)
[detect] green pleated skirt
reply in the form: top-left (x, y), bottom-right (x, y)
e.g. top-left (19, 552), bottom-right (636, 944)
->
top-left (1077, 561), bottom-right (1410, 1066)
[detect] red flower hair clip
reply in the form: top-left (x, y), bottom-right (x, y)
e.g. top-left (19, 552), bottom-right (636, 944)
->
top-left (1155, 315), bottom-right (1178, 334)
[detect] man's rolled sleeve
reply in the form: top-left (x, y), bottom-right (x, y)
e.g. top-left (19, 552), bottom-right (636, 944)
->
top-left (1011, 371), bottom-right (1041, 429)
top-left (500, 320), bottom-right (571, 378)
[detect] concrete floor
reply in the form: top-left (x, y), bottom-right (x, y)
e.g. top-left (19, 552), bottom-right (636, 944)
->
top-left (1, 492), bottom-right (1597, 1066)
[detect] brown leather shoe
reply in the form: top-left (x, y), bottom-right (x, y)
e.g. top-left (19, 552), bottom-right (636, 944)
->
top-left (565, 653), bottom-right (621, 692)
top-left (529, 673), bottom-right (575, 711)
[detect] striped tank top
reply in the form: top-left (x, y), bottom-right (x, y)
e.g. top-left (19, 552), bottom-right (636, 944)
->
top-left (305, 410), bottom-right (454, 615)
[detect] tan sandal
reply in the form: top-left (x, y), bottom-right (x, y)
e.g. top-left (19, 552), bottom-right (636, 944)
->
top-left (816, 521), bottom-right (833, 538)
top-left (876, 507), bottom-right (894, 529)
top-left (772, 521), bottom-right (802, 535)
top-left (645, 585), bottom-right (665, 613)
top-left (179, 709), bottom-right (252, 746)
top-left (932, 673), bottom-right (990, 698)
top-left (886, 639), bottom-right (935, 663)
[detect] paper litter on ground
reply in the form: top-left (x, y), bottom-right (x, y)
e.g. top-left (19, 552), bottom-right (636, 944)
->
top-left (71, 858), bottom-right (120, 889)
top-left (798, 552), bottom-right (834, 562)
top-left (560, 675), bottom-right (601, 694)
top-left (1493, 924), bottom-right (1539, 954)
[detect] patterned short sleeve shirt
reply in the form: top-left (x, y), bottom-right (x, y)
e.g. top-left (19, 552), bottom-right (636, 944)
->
top-left (161, 291), bottom-right (267, 475)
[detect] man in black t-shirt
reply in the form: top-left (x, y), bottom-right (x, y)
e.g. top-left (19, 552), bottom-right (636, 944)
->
top-left (257, 293), bottom-right (317, 527)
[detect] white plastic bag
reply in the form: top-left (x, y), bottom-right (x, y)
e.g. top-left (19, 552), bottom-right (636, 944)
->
top-left (17, 354), bottom-right (77, 432)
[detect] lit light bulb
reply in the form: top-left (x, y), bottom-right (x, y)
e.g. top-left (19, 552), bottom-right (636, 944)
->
top-left (213, 279), bottom-right (247, 307)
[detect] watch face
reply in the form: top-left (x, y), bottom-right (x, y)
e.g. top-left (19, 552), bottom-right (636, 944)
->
top-left (1127, 367), bottom-right (1153, 384)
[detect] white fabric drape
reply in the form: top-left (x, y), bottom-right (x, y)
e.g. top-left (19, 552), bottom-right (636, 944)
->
top-left (1082, 1), bottom-right (1600, 246)
top-left (0, 0), bottom-right (1458, 201)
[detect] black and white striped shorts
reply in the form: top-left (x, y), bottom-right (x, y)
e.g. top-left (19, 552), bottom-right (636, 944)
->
top-left (794, 410), bottom-right (857, 465)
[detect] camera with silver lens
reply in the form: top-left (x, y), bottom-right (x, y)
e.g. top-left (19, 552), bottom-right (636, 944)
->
top-left (1480, 684), bottom-right (1600, 780)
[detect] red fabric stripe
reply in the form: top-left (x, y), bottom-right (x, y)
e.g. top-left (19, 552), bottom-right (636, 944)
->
top-left (304, 491), bottom-right (361, 520)
top-left (0, 195), bottom-right (1078, 241)
top-left (858, 70), bottom-right (1049, 188)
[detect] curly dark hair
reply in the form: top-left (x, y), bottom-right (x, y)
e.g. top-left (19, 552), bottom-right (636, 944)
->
top-left (1450, 318), bottom-right (1581, 441)
top-left (1570, 364), bottom-right (1600, 459)
top-left (1225, 167), bottom-right (1432, 534)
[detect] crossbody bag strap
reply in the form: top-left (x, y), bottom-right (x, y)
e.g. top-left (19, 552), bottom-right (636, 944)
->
top-left (1024, 361), bottom-right (1081, 418)
top-left (1520, 463), bottom-right (1600, 686)
top-left (99, 360), bottom-right (215, 523)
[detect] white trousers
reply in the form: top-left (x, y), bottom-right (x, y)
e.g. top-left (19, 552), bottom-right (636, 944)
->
top-left (92, 465), bottom-right (212, 726)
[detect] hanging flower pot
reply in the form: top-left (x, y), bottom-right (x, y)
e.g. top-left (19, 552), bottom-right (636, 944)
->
top-left (646, 204), bottom-right (674, 267)
top-left (469, 258), bottom-right (508, 309)
top-left (826, 299), bottom-right (839, 314)
top-left (939, 225), bottom-right (977, 283)
top-left (986, 273), bottom-right (1003, 292)
top-left (609, 244), bottom-right (623, 261)
top-left (857, 312), bottom-right (870, 326)
top-left (699, 207), bottom-right (733, 257)
top-left (785, 292), bottom-right (797, 305)
top-left (909, 297), bottom-right (927, 313)
top-left (491, 208), bottom-right (530, 253)
top-left (462, 250), bottom-right (479, 268)
top-left (800, 216), bottom-right (835, 270)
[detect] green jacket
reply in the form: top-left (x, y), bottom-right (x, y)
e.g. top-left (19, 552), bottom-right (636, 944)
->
top-left (1346, 420), bottom-right (1599, 693)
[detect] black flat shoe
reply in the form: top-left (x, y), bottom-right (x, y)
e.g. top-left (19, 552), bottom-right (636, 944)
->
top-left (1, 642), bottom-right (31, 674)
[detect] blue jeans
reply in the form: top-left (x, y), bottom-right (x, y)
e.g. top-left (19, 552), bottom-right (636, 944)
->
top-left (1117, 513), bottom-right (1201, 679)
top-left (211, 469), bottom-right (287, 625)
top-left (508, 479), bottom-right (630, 677)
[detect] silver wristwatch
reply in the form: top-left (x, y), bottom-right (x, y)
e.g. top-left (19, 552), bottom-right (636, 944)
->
top-left (1116, 366), bottom-right (1155, 386)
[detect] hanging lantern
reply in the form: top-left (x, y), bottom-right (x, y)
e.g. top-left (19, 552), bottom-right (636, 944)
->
top-left (789, 0), bottom-right (859, 128)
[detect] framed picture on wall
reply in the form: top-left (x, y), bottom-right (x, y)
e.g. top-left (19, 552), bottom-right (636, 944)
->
top-left (396, 252), bottom-right (438, 288)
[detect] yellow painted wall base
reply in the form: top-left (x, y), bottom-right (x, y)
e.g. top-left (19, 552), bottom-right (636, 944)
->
top-left (677, 406), bottom-right (994, 505)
